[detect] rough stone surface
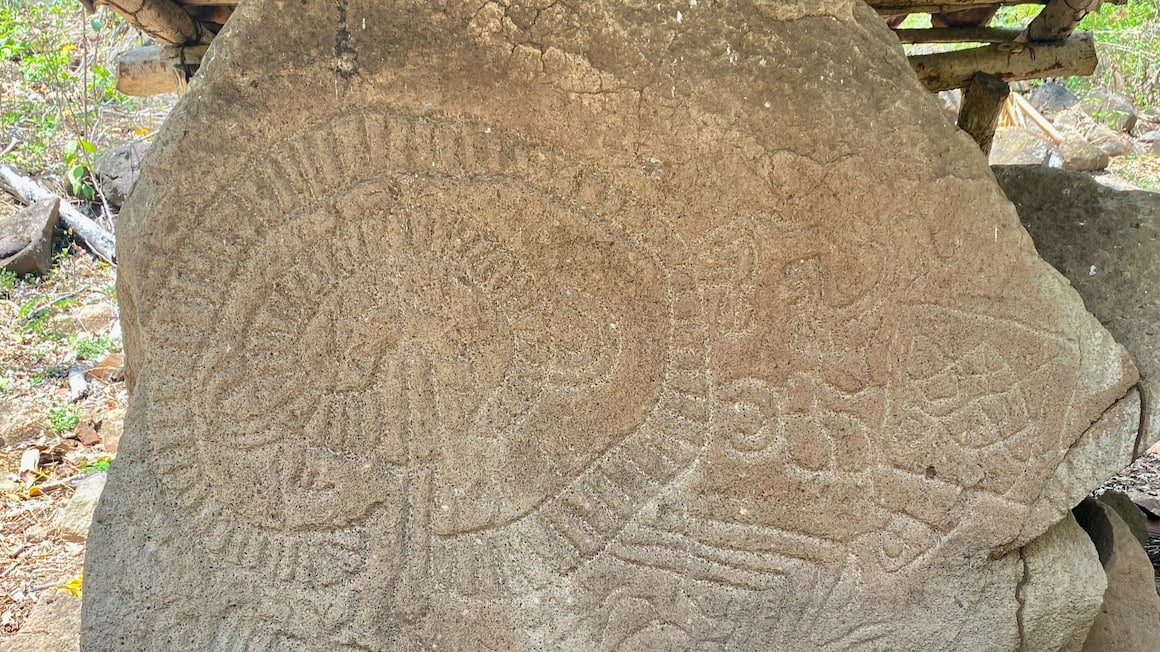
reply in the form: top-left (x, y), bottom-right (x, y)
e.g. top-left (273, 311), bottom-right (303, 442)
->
top-left (1080, 88), bottom-right (1138, 133)
top-left (935, 89), bottom-right (961, 122)
top-left (1131, 109), bottom-right (1160, 138)
top-left (84, 2), bottom-right (1141, 649)
top-left (1081, 500), bottom-right (1160, 652)
top-left (0, 399), bottom-right (44, 447)
top-left (1055, 108), bottom-right (1137, 157)
top-left (7, 590), bottom-right (81, 652)
top-left (994, 165), bottom-right (1160, 452)
top-left (989, 127), bottom-right (1053, 165)
top-left (94, 141), bottom-right (149, 209)
top-left (1055, 132), bottom-right (1109, 172)
top-left (0, 198), bottom-right (59, 276)
top-left (1097, 491), bottom-right (1149, 547)
top-left (1028, 82), bottom-right (1079, 119)
top-left (1020, 513), bottom-right (1106, 652)
top-left (58, 472), bottom-right (106, 542)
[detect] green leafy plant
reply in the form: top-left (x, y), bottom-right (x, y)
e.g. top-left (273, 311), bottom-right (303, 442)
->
top-left (0, 268), bottom-right (16, 295)
top-left (0, 0), bottom-right (141, 178)
top-left (49, 405), bottom-right (80, 434)
top-left (30, 365), bottom-right (68, 386)
top-left (63, 137), bottom-right (97, 200)
top-left (73, 333), bottom-right (111, 361)
top-left (17, 293), bottom-right (78, 335)
top-left (79, 456), bottom-right (112, 473)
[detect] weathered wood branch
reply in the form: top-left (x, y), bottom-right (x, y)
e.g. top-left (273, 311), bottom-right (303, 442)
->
top-left (894, 27), bottom-right (1022, 43)
top-left (956, 72), bottom-right (1010, 155)
top-left (872, 0), bottom-right (1038, 16)
top-left (115, 44), bottom-right (208, 96)
top-left (0, 165), bottom-right (116, 263)
top-left (909, 35), bottom-right (1097, 92)
top-left (1025, 0), bottom-right (1102, 42)
top-left (1010, 91), bottom-right (1064, 143)
top-left (870, 0), bottom-right (1121, 12)
top-left (95, 0), bottom-right (208, 46)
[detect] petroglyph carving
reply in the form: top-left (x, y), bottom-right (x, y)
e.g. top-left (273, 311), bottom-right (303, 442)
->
top-left (85, 2), bottom-right (1141, 650)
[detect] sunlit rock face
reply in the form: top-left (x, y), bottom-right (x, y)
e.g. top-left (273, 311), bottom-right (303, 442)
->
top-left (82, 1), bottom-right (1138, 650)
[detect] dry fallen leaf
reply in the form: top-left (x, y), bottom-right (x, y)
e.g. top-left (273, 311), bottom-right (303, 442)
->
top-left (57, 572), bottom-right (83, 598)
top-left (18, 449), bottom-right (41, 488)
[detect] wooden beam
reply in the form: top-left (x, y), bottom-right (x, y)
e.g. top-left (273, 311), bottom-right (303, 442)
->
top-left (909, 35), bottom-right (1097, 92)
top-left (95, 0), bottom-right (209, 46)
top-left (957, 72), bottom-right (1010, 154)
top-left (1010, 91), bottom-right (1064, 143)
top-left (1025, 0), bottom-right (1102, 42)
top-left (114, 44), bottom-right (208, 96)
top-left (872, 0), bottom-right (1039, 16)
top-left (870, 0), bottom-right (1122, 12)
top-left (894, 27), bottom-right (1022, 43)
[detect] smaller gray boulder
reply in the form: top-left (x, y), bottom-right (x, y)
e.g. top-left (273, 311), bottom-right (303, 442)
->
top-left (1029, 81), bottom-right (1080, 119)
top-left (1130, 109), bottom-right (1160, 138)
top-left (1081, 88), bottom-right (1138, 133)
top-left (0, 198), bottom-right (60, 276)
top-left (1055, 132), bottom-right (1109, 172)
top-left (1055, 107), bottom-right (1137, 157)
top-left (1138, 130), bottom-right (1160, 156)
top-left (94, 142), bottom-right (149, 209)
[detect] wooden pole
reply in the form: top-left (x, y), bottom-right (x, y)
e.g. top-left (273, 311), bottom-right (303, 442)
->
top-left (0, 165), bottom-right (116, 263)
top-left (1010, 92), bottom-right (1065, 143)
top-left (872, 0), bottom-right (1039, 16)
top-left (909, 35), bottom-right (1097, 92)
top-left (114, 45), bottom-right (208, 97)
top-left (115, 46), bottom-right (181, 96)
top-left (1024, 0), bottom-right (1103, 42)
top-left (95, 0), bottom-right (209, 46)
top-left (893, 27), bottom-right (1022, 44)
top-left (956, 73), bottom-right (1010, 155)
top-left (871, 0), bottom-right (1120, 14)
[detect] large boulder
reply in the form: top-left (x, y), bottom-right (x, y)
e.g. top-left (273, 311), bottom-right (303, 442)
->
top-left (994, 165), bottom-right (1160, 451)
top-left (84, 1), bottom-right (1140, 649)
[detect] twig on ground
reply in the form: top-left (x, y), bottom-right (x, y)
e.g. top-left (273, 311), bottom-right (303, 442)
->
top-left (0, 164), bottom-right (115, 263)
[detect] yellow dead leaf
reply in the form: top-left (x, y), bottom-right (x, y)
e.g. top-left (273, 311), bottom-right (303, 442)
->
top-left (57, 573), bottom-right (83, 598)
top-left (133, 127), bottom-right (152, 136)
